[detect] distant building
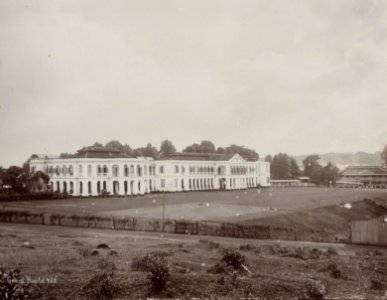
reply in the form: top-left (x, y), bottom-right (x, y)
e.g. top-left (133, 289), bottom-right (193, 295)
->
top-left (29, 146), bottom-right (270, 197)
top-left (270, 176), bottom-right (313, 187)
top-left (336, 165), bottom-right (387, 188)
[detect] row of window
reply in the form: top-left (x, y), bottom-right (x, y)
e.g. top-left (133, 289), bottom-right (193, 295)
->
top-left (43, 164), bottom-right (153, 177)
top-left (39, 163), bottom-right (266, 177)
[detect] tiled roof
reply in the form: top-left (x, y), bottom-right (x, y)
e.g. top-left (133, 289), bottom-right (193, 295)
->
top-left (70, 146), bottom-right (134, 159)
top-left (158, 152), bottom-right (247, 162)
top-left (30, 154), bottom-right (59, 160)
top-left (340, 165), bottom-right (387, 176)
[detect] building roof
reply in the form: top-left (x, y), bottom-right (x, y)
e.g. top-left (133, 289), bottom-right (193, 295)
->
top-left (158, 152), bottom-right (249, 162)
top-left (30, 154), bottom-right (59, 160)
top-left (71, 146), bottom-right (133, 159)
top-left (340, 165), bottom-right (387, 176)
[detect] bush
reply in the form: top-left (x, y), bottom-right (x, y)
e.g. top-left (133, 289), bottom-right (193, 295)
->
top-left (83, 258), bottom-right (120, 300)
top-left (326, 263), bottom-right (341, 279)
top-left (220, 248), bottom-right (248, 273)
top-left (0, 192), bottom-right (67, 202)
top-left (305, 279), bottom-right (327, 299)
top-left (83, 272), bottom-right (120, 300)
top-left (131, 254), bottom-right (158, 272)
top-left (0, 268), bottom-right (33, 299)
top-left (370, 275), bottom-right (385, 291)
top-left (131, 253), bottom-right (170, 295)
top-left (148, 257), bottom-right (170, 294)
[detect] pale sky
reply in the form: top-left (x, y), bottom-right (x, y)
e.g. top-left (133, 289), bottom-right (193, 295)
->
top-left (1, 0), bottom-right (387, 167)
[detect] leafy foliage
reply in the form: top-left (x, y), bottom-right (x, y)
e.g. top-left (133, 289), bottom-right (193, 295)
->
top-left (0, 268), bottom-right (33, 300)
top-left (270, 153), bottom-right (300, 179)
top-left (381, 145), bottom-right (387, 166)
top-left (160, 140), bottom-right (176, 157)
top-left (131, 253), bottom-right (170, 295)
top-left (220, 248), bottom-right (248, 272)
top-left (305, 279), bottom-right (327, 299)
top-left (83, 259), bottom-right (120, 300)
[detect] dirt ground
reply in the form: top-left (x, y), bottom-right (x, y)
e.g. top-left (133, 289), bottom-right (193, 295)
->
top-left (4, 188), bottom-right (387, 222)
top-left (0, 223), bottom-right (386, 299)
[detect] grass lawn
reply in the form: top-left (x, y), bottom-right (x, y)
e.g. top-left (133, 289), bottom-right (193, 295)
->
top-left (4, 187), bottom-right (387, 222)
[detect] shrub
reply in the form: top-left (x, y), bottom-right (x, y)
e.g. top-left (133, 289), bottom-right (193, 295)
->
top-left (83, 271), bottom-right (120, 300)
top-left (96, 243), bottom-right (110, 250)
top-left (326, 248), bottom-right (338, 256)
top-left (220, 248), bottom-right (248, 273)
top-left (326, 263), bottom-right (341, 279)
top-left (131, 253), bottom-right (170, 295)
top-left (370, 275), bottom-right (385, 291)
top-left (148, 257), bottom-right (170, 294)
top-left (98, 258), bottom-right (116, 272)
top-left (239, 244), bottom-right (255, 251)
top-left (0, 268), bottom-right (33, 299)
top-left (131, 254), bottom-right (158, 272)
top-left (305, 279), bottom-right (327, 299)
top-left (78, 247), bottom-right (93, 257)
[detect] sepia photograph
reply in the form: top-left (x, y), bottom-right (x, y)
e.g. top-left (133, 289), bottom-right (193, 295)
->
top-left (0, 0), bottom-right (387, 299)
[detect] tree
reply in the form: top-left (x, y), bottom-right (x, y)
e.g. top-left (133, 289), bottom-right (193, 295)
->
top-left (265, 155), bottom-right (272, 163)
top-left (216, 147), bottom-right (226, 154)
top-left (133, 143), bottom-right (159, 159)
top-left (220, 144), bottom-right (259, 161)
top-left (271, 153), bottom-right (292, 179)
top-left (105, 140), bottom-right (133, 156)
top-left (321, 162), bottom-right (340, 185)
top-left (381, 145), bottom-right (387, 166)
top-left (183, 140), bottom-right (216, 153)
top-left (31, 171), bottom-right (50, 192)
top-left (289, 157), bottom-right (301, 178)
top-left (303, 155), bottom-right (323, 183)
top-left (1, 166), bottom-right (24, 192)
top-left (160, 140), bottom-right (176, 157)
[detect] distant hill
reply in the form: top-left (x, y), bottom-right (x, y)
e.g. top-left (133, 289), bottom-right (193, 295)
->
top-left (293, 152), bottom-right (382, 170)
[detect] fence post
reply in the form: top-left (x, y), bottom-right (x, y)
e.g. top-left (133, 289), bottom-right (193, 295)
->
top-left (112, 217), bottom-right (115, 230)
top-left (196, 221), bottom-right (199, 235)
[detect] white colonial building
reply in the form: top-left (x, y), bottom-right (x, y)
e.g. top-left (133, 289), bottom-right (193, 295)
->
top-left (29, 146), bottom-right (270, 197)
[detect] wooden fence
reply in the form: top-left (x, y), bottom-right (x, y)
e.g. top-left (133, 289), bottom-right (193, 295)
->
top-left (0, 209), bottom-right (300, 242)
top-left (351, 216), bottom-right (387, 246)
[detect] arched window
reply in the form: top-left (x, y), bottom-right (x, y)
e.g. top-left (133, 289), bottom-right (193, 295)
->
top-left (130, 165), bottom-right (134, 175)
top-left (113, 165), bottom-right (119, 177)
top-left (62, 165), bottom-right (67, 176)
top-left (103, 165), bottom-right (108, 176)
top-left (68, 165), bottom-right (74, 176)
top-left (87, 165), bottom-right (92, 177)
top-left (97, 165), bottom-right (102, 176)
top-left (69, 182), bottom-right (74, 194)
top-left (79, 165), bottom-right (83, 176)
top-left (137, 165), bottom-right (142, 177)
top-left (124, 165), bottom-right (129, 177)
top-left (56, 166), bottom-right (60, 176)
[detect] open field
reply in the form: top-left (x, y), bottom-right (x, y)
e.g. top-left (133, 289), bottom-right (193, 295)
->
top-left (0, 223), bottom-right (386, 299)
top-left (4, 187), bottom-right (387, 222)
